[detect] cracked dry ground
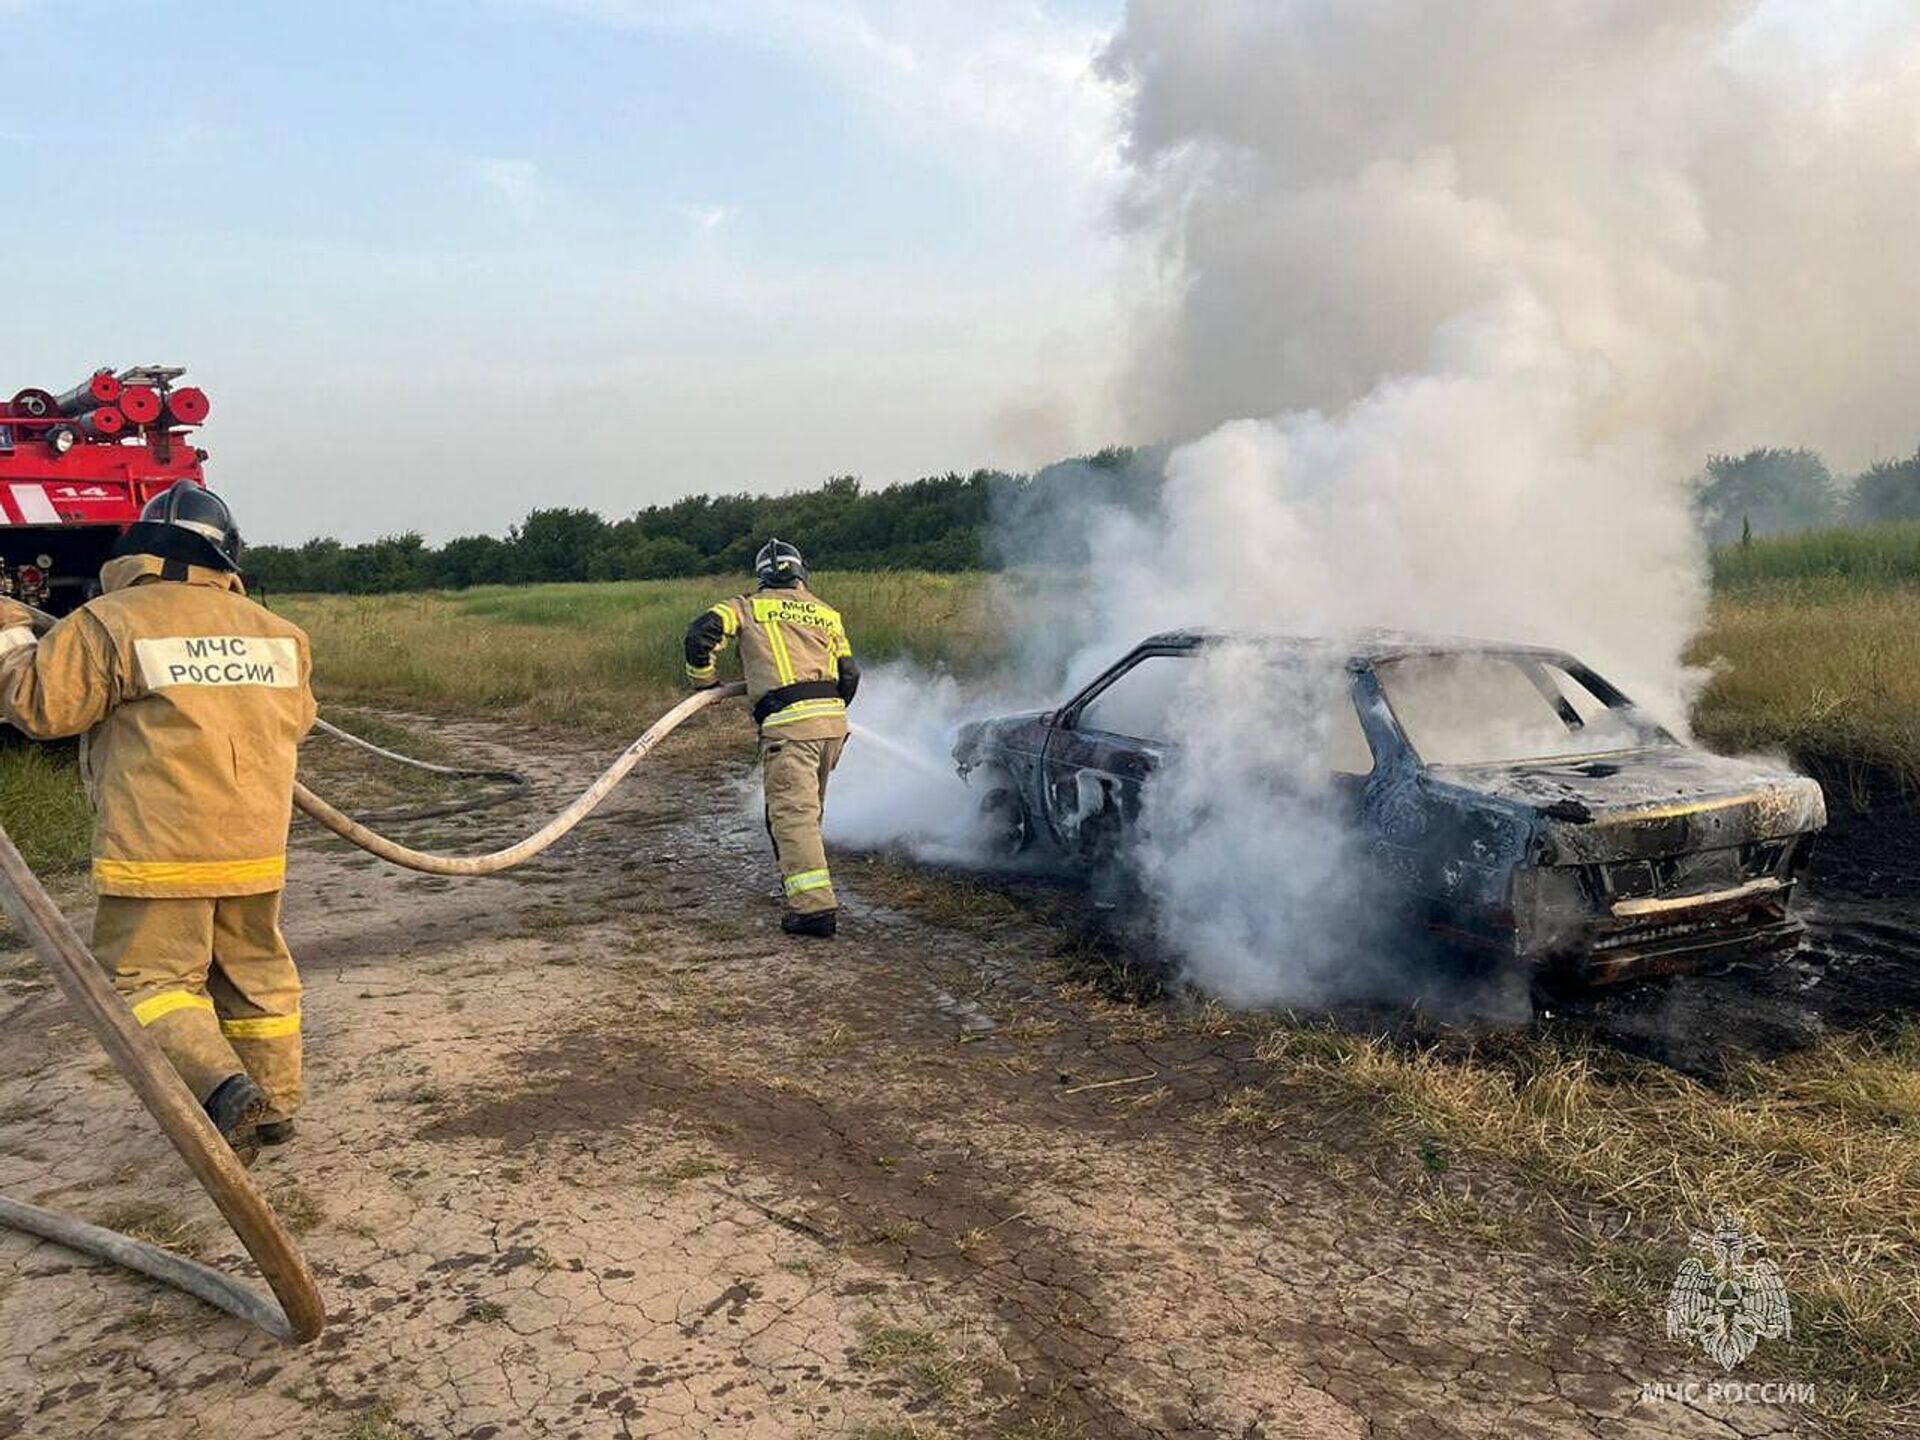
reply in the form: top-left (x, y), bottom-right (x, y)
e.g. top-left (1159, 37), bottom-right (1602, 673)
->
top-left (0, 711), bottom-right (1806, 1439)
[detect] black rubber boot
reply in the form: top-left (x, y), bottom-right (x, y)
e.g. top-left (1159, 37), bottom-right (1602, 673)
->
top-left (781, 908), bottom-right (837, 939)
top-left (203, 1073), bottom-right (268, 1168)
top-left (256, 1119), bottom-right (296, 1148)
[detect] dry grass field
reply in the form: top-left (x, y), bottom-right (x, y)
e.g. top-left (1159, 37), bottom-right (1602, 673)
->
top-left (275, 570), bottom-right (1000, 734)
top-left (1247, 1019), bottom-right (1920, 1424)
top-left (1690, 579), bottom-right (1920, 798)
top-left (7, 557), bottom-right (1914, 879)
top-left (3, 559), bottom-right (1919, 1431)
top-left (270, 562), bottom-right (1920, 795)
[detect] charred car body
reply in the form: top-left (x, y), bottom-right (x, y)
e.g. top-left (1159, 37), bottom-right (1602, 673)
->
top-left (954, 631), bottom-right (1826, 987)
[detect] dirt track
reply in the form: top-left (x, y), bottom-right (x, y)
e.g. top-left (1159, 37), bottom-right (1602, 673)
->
top-left (0, 712), bottom-right (1824, 1438)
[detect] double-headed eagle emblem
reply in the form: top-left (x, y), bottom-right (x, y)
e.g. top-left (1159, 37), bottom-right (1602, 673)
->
top-left (1665, 1214), bottom-right (1792, 1370)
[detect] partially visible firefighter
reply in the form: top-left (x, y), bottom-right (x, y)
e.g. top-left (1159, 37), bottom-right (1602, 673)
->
top-left (0, 483), bottom-right (315, 1164)
top-left (684, 540), bottom-right (859, 937)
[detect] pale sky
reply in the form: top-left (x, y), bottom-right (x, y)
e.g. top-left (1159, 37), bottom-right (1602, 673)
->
top-left (2, 0), bottom-right (1130, 543)
top-left (2, 0), bottom-right (1898, 545)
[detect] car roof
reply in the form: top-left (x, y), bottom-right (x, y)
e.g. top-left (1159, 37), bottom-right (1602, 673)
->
top-left (1135, 627), bottom-right (1583, 667)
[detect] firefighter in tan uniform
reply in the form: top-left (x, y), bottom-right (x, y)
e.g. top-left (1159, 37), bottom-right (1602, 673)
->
top-left (0, 483), bottom-right (315, 1164)
top-left (684, 540), bottom-right (859, 937)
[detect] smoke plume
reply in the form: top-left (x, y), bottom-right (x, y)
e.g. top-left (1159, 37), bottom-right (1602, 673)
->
top-left (830, 0), bottom-right (1918, 1006)
top-left (1107, 0), bottom-right (1920, 472)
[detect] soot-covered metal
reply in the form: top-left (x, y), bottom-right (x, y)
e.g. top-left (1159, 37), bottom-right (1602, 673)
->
top-left (954, 630), bottom-right (1826, 988)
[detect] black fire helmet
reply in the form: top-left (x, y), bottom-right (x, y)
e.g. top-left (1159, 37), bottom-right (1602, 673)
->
top-left (111, 481), bottom-right (244, 574)
top-left (754, 538), bottom-right (806, 588)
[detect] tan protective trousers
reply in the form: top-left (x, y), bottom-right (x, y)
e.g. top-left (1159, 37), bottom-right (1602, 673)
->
top-left (92, 892), bottom-right (303, 1123)
top-left (761, 734), bottom-right (845, 915)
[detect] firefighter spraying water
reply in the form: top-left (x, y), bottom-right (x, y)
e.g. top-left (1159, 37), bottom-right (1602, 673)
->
top-left (683, 540), bottom-right (861, 938)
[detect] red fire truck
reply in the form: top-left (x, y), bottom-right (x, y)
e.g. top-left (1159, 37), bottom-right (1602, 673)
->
top-left (0, 366), bottom-right (212, 615)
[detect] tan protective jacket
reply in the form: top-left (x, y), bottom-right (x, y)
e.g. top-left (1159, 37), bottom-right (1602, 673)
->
top-left (0, 555), bottom-right (316, 898)
top-left (684, 582), bottom-right (855, 741)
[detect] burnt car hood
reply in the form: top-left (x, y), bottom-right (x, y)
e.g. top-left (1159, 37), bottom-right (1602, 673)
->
top-left (1423, 747), bottom-right (1827, 864)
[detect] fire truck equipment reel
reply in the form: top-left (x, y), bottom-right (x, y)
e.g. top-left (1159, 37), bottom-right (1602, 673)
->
top-left (163, 386), bottom-right (211, 426)
top-left (118, 385), bottom-right (163, 425)
top-left (53, 370), bottom-right (122, 416)
top-left (77, 407), bottom-right (126, 441)
top-left (2, 363), bottom-right (216, 618)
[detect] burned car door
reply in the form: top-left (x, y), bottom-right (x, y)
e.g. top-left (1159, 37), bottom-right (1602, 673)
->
top-left (1352, 656), bottom-right (1547, 944)
top-left (1039, 646), bottom-right (1190, 861)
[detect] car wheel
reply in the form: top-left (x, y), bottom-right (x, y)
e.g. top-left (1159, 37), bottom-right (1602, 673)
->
top-left (975, 778), bottom-right (1033, 859)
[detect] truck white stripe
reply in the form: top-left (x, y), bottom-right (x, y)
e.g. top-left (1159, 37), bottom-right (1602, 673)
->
top-left (10, 485), bottom-right (59, 524)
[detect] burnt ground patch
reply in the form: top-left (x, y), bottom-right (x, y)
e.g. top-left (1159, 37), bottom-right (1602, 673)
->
top-left (890, 795), bottom-right (1920, 1082)
top-left (1549, 798), bottom-right (1920, 1074)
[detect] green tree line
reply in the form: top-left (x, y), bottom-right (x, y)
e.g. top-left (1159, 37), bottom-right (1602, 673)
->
top-left (1696, 446), bottom-right (1920, 545)
top-left (248, 470), bottom-right (1003, 595)
top-left (246, 443), bottom-right (1920, 594)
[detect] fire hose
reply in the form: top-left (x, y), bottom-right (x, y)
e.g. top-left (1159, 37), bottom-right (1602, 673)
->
top-left (309, 714), bottom-right (527, 786)
top-left (0, 597), bottom-right (746, 1340)
top-left (0, 825), bottom-right (326, 1342)
top-left (292, 683), bottom-right (743, 874)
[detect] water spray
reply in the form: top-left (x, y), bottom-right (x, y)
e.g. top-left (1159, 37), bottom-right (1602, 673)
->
top-left (846, 720), bottom-right (952, 784)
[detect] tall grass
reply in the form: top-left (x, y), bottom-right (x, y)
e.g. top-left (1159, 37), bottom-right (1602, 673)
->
top-left (0, 745), bottom-right (92, 871)
top-left (276, 562), bottom-right (1920, 790)
top-left (1690, 580), bottom-right (1920, 795)
top-left (1713, 522), bottom-right (1920, 589)
top-left (276, 570), bottom-right (1000, 733)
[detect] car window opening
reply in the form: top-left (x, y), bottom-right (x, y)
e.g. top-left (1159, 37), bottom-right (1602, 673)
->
top-left (1075, 649), bottom-right (1374, 777)
top-left (1376, 654), bottom-right (1642, 765)
top-left (1075, 652), bottom-right (1190, 743)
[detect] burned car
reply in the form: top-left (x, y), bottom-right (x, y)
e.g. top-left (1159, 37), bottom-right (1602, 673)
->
top-left (953, 631), bottom-right (1827, 987)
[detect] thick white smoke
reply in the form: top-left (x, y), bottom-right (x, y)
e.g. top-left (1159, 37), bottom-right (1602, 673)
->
top-left (984, 293), bottom-right (1707, 1004)
top-left (829, 0), bottom-right (1918, 1006)
top-left (826, 667), bottom-right (1016, 864)
top-left (1018, 292), bottom-right (1705, 720)
top-left (1130, 642), bottom-right (1389, 1006)
top-left (1108, 0), bottom-right (1920, 471)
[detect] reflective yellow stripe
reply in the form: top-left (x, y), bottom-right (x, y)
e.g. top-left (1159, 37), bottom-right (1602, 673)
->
top-left (685, 662), bottom-right (717, 682)
top-left (748, 596), bottom-right (824, 686)
top-left (708, 602), bottom-right (740, 636)
top-left (93, 856), bottom-right (287, 891)
top-left (131, 990), bottom-right (215, 1027)
top-left (784, 868), bottom-right (832, 896)
top-left (764, 619), bottom-right (798, 684)
top-left (221, 1012), bottom-right (300, 1040)
top-left (761, 698), bottom-right (847, 729)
